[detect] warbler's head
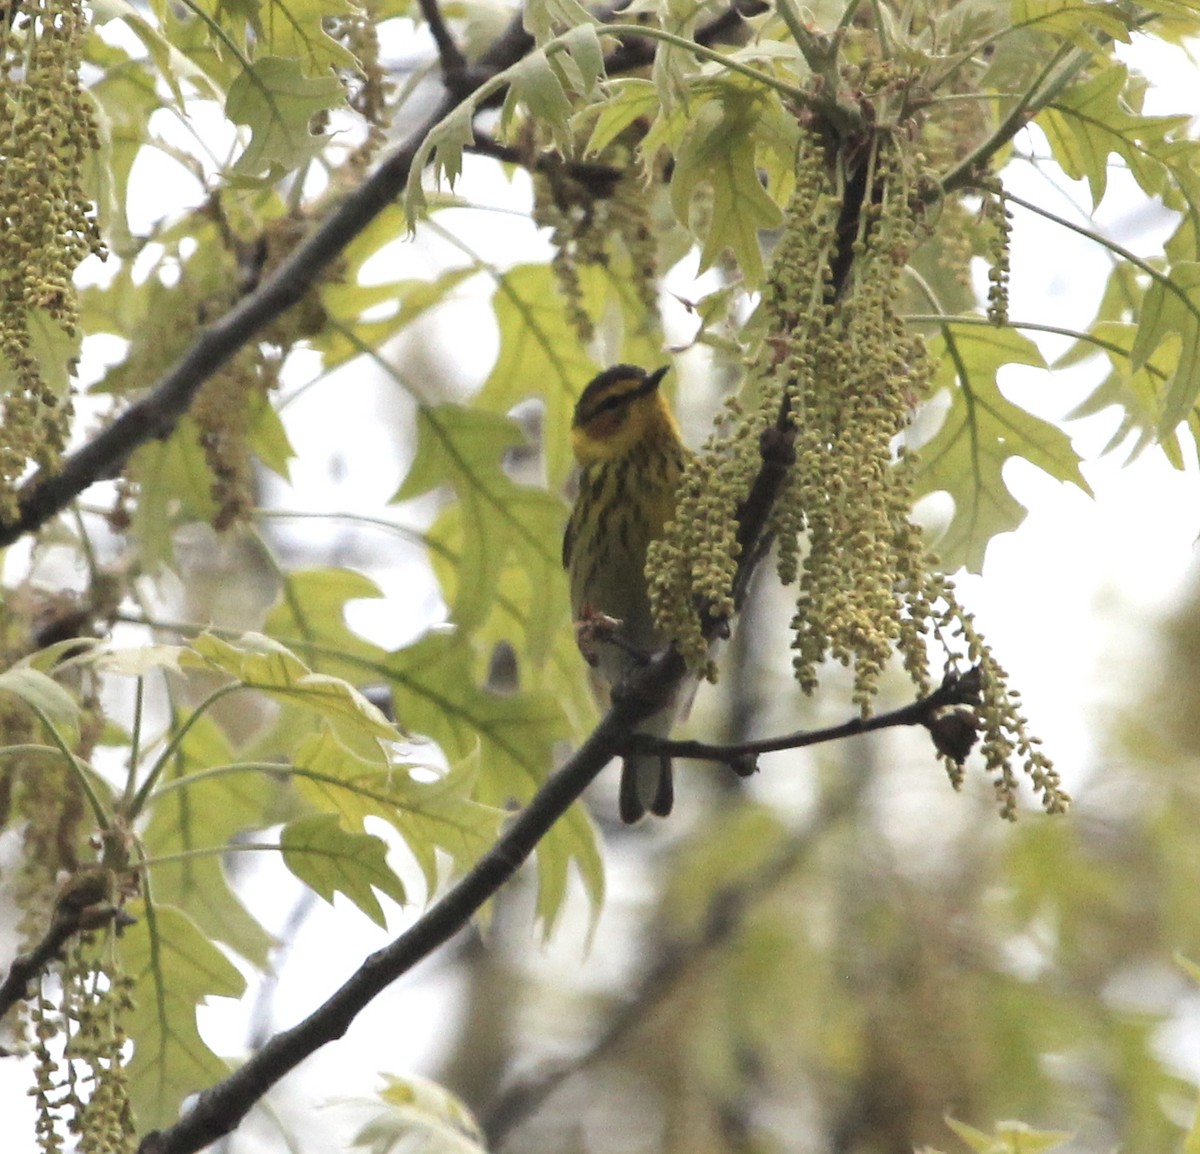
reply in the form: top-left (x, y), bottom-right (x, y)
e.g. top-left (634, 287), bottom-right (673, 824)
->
top-left (570, 364), bottom-right (677, 465)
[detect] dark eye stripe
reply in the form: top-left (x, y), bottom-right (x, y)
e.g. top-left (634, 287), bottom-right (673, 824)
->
top-left (595, 390), bottom-right (632, 415)
top-left (579, 380), bottom-right (640, 423)
top-left (574, 365), bottom-right (669, 426)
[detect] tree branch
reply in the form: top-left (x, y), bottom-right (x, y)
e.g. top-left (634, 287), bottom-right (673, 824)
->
top-left (152, 384), bottom-right (797, 1150)
top-left (0, 82), bottom-right (459, 549)
top-left (0, 873), bottom-right (124, 1026)
top-left (416, 0), bottom-right (469, 81)
top-left (0, 3), bottom-right (920, 1146)
top-left (133, 260), bottom-right (804, 1154)
top-left (626, 667), bottom-right (983, 771)
top-left (135, 696), bottom-right (652, 1154)
top-left (0, 4), bottom-right (759, 549)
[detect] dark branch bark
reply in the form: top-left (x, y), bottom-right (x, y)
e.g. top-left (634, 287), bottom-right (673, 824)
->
top-left (136, 699), bottom-right (645, 1154)
top-left (131, 335), bottom-right (809, 1154)
top-left (0, 5), bottom-right (755, 549)
top-left (0, 4), bottom-right (913, 1148)
top-left (416, 0), bottom-right (469, 80)
top-left (0, 86), bottom-right (466, 548)
top-left (628, 667), bottom-right (983, 768)
top-left (0, 881), bottom-right (123, 1025)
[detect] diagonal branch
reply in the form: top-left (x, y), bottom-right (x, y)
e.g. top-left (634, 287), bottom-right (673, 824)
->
top-left (0, 5), bottom-right (756, 550)
top-left (0, 873), bottom-right (124, 1025)
top-left (0, 82), bottom-right (453, 549)
top-left (135, 700), bottom-right (644, 1154)
top-left (133, 241), bottom-right (799, 1153)
top-left (417, 0), bottom-right (469, 80)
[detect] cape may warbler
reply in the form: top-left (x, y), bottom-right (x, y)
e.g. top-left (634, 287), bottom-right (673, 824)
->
top-left (563, 364), bottom-right (688, 823)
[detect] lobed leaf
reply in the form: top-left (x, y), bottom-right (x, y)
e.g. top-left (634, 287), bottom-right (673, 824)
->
top-left (122, 901), bottom-right (247, 1130)
top-left (186, 631), bottom-right (399, 744)
top-left (291, 728), bottom-right (500, 897)
top-left (914, 325), bottom-right (1090, 572)
top-left (141, 715), bottom-right (278, 968)
top-left (280, 812), bottom-right (408, 925)
top-left (226, 55), bottom-right (346, 179)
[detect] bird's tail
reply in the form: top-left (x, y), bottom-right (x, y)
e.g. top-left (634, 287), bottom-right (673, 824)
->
top-left (618, 710), bottom-right (675, 823)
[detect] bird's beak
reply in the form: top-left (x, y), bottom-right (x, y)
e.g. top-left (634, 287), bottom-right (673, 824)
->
top-left (644, 365), bottom-right (670, 392)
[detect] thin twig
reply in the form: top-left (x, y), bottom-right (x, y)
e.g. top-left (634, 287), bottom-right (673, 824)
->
top-left (626, 668), bottom-right (982, 766)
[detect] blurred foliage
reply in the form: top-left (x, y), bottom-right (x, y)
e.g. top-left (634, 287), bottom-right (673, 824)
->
top-left (1, 0), bottom-right (1200, 1150)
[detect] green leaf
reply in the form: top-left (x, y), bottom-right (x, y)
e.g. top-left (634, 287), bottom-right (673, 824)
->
top-left (291, 728), bottom-right (500, 896)
top-left (424, 500), bottom-right (573, 672)
top-left (248, 0), bottom-right (360, 73)
top-left (1065, 320), bottom-right (1187, 463)
top-left (141, 715), bottom-right (277, 967)
top-left (91, 0), bottom-right (222, 108)
top-left (914, 325), bottom-right (1090, 572)
top-left (128, 415), bottom-right (218, 568)
top-left (648, 81), bottom-right (789, 287)
top-left (352, 1073), bottom-right (487, 1154)
top-left (122, 901), bottom-right (246, 1129)
top-left (184, 0), bottom-right (359, 74)
top-left (1129, 262), bottom-right (1200, 436)
top-left (226, 56), bottom-right (346, 179)
top-left (475, 262), bottom-right (599, 485)
top-left (524, 0), bottom-right (596, 44)
top-left (395, 404), bottom-right (567, 635)
top-left (319, 265), bottom-right (481, 370)
top-left (1039, 62), bottom-right (1190, 206)
top-left (582, 78), bottom-right (660, 157)
top-left (264, 567), bottom-right (387, 666)
top-left (247, 386), bottom-right (295, 478)
top-left (384, 630), bottom-right (603, 931)
top-left (943, 1117), bottom-right (1071, 1154)
top-left (555, 23), bottom-right (605, 100)
top-left (405, 102), bottom-right (476, 219)
top-left (281, 812), bottom-right (408, 924)
top-left (0, 665), bottom-right (81, 747)
top-left (1011, 0), bottom-right (1133, 49)
top-left (186, 631), bottom-right (399, 744)
top-left (501, 51), bottom-right (574, 151)
top-left (84, 38), bottom-right (162, 252)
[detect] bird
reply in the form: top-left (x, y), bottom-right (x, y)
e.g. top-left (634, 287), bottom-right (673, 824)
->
top-left (562, 363), bottom-right (688, 822)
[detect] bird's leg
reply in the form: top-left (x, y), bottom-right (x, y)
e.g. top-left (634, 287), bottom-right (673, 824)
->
top-left (574, 605), bottom-right (655, 666)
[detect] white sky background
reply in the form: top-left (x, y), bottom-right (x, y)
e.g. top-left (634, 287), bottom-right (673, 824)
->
top-left (3, 18), bottom-right (1200, 1154)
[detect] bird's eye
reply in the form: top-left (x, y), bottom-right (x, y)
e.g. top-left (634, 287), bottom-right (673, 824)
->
top-left (584, 387), bottom-right (634, 422)
top-left (596, 390), bottom-right (630, 414)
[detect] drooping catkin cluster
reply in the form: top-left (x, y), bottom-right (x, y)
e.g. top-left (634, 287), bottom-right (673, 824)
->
top-left (116, 208), bottom-right (328, 532)
top-left (779, 139), bottom-right (937, 710)
top-left (647, 136), bottom-right (842, 671)
top-left (0, 0), bottom-right (106, 521)
top-left (29, 932), bottom-right (135, 1154)
top-left (979, 179), bottom-right (1013, 326)
top-left (910, 572), bottom-right (1067, 817)
top-left (332, 3), bottom-right (393, 171)
top-left (649, 129), bottom-right (1068, 817)
top-left (532, 147), bottom-right (659, 344)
